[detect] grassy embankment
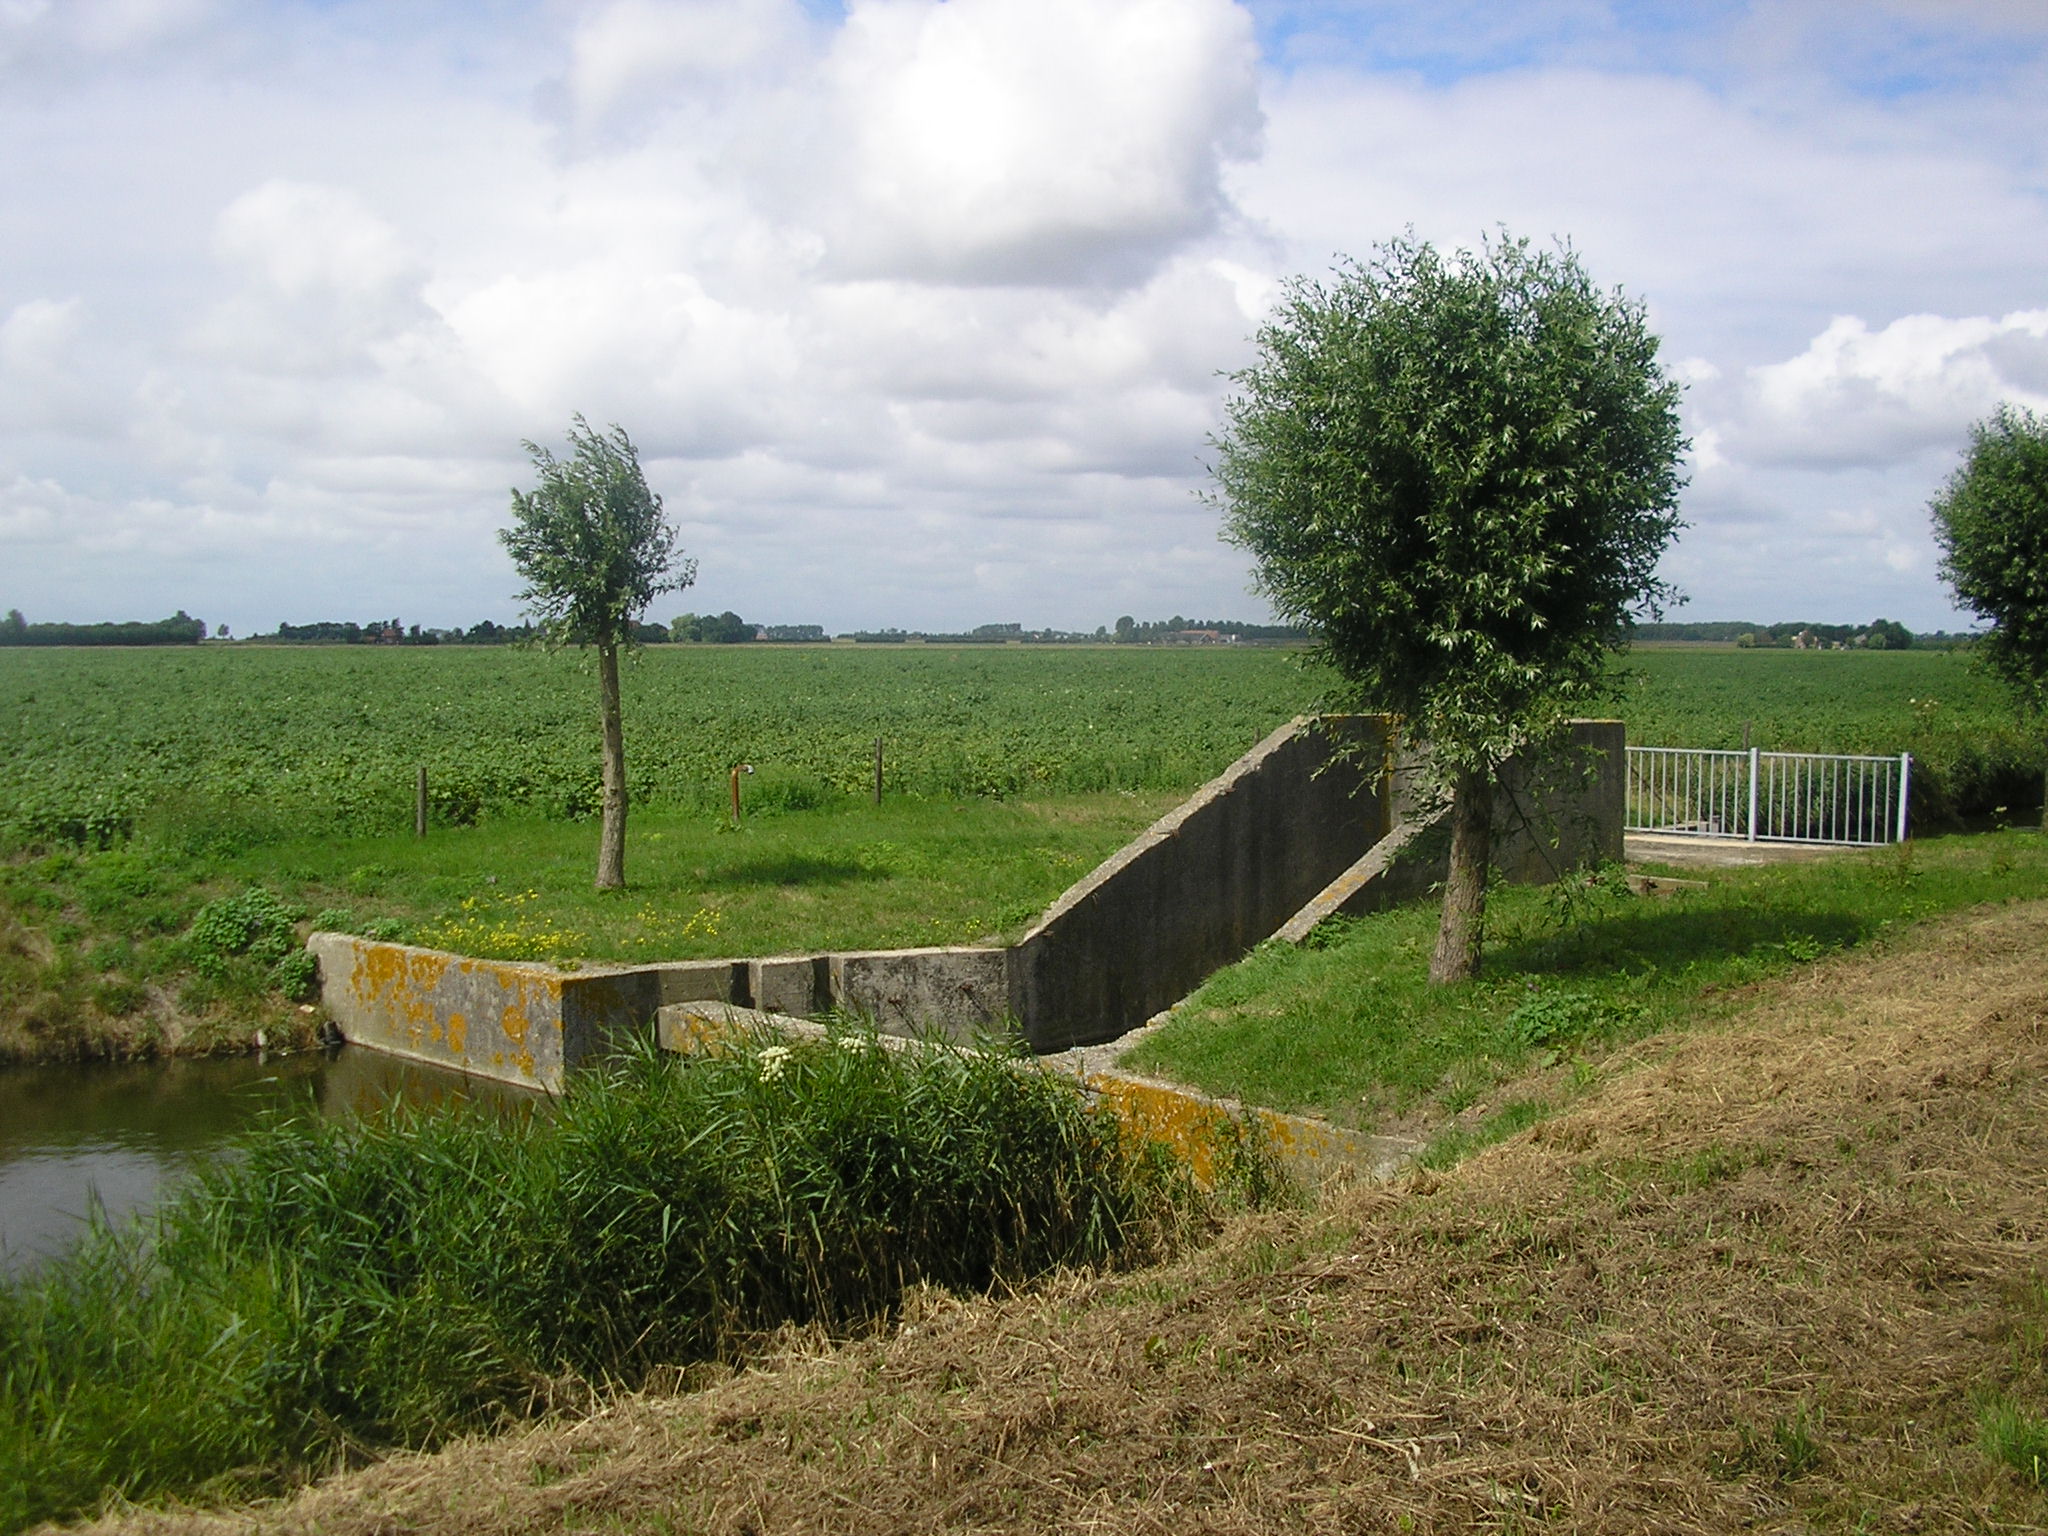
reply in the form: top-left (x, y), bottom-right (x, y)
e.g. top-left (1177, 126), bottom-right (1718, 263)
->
top-left (1129, 828), bottom-right (2048, 1152)
top-left (0, 1027), bottom-right (1264, 1534)
top-left (48, 888), bottom-right (2048, 1534)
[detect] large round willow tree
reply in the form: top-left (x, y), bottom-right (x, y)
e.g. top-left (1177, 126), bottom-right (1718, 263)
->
top-left (1213, 234), bottom-right (1687, 983)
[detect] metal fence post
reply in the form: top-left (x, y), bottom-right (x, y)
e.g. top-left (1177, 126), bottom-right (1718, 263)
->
top-left (1747, 746), bottom-right (1760, 842)
top-left (1897, 753), bottom-right (1912, 843)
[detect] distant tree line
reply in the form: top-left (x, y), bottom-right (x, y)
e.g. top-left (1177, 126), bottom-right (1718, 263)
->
top-left (1635, 620), bottom-right (1957, 650)
top-left (268, 618), bottom-right (678, 645)
top-left (0, 609), bottom-right (206, 646)
top-left (670, 611), bottom-right (756, 643)
top-left (841, 623), bottom-right (1086, 644)
top-left (1111, 615), bottom-right (1310, 643)
top-left (1, 607), bottom-right (1981, 655)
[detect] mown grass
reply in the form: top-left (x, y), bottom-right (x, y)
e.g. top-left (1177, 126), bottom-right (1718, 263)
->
top-left (1123, 829), bottom-right (2048, 1141)
top-left (270, 791), bottom-right (1176, 962)
top-left (0, 1029), bottom-right (1243, 1534)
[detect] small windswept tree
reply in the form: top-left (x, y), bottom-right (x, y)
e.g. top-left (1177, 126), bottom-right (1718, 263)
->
top-left (1213, 233), bottom-right (1686, 983)
top-left (501, 418), bottom-right (694, 890)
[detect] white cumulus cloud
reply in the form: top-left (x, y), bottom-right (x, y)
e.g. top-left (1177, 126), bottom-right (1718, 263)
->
top-left (1738, 309), bottom-right (2048, 468)
top-left (814, 0), bottom-right (1261, 286)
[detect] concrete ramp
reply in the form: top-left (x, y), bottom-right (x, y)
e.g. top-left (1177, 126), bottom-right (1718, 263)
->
top-left (1005, 716), bottom-right (1392, 1050)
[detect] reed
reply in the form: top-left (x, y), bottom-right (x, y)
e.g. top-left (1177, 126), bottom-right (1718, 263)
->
top-left (0, 1030), bottom-right (1223, 1533)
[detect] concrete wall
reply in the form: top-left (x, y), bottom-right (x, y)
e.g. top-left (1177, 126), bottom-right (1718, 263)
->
top-left (308, 932), bottom-right (662, 1092)
top-left (1490, 719), bottom-right (1626, 883)
top-left (832, 947), bottom-right (1012, 1038)
top-left (1276, 718), bottom-right (1627, 941)
top-left (1005, 716), bottom-right (1392, 1052)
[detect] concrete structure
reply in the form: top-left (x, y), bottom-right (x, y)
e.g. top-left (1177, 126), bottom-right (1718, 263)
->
top-left (1276, 719), bottom-right (1626, 943)
top-left (1006, 716), bottom-right (1393, 1050)
top-left (831, 946), bottom-right (1011, 1036)
top-left (308, 932), bottom-right (663, 1089)
top-left (312, 716), bottom-right (1626, 1089)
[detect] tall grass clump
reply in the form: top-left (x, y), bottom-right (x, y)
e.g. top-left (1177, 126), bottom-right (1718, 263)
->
top-left (0, 1030), bottom-right (1225, 1532)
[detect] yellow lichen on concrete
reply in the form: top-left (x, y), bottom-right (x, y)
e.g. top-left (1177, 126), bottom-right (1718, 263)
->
top-left (314, 934), bottom-right (570, 1090)
top-left (1085, 1070), bottom-right (1401, 1187)
top-left (1085, 1073), bottom-right (1239, 1186)
top-left (657, 1004), bottom-right (756, 1055)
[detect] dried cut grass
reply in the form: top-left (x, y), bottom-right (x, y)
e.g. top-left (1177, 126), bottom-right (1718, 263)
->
top-left (72, 900), bottom-right (2048, 1535)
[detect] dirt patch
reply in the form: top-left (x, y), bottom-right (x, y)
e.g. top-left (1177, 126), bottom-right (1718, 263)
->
top-left (75, 902), bottom-right (2048, 1534)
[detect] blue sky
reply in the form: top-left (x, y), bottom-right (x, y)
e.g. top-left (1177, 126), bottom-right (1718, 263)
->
top-left (3, 0), bottom-right (2045, 635)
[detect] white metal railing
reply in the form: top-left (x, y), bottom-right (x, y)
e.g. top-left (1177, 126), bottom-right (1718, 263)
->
top-left (1626, 746), bottom-right (1911, 846)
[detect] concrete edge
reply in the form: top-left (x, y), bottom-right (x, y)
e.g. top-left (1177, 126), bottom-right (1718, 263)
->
top-left (1012, 715), bottom-right (1317, 946)
top-left (1273, 813), bottom-right (1443, 944)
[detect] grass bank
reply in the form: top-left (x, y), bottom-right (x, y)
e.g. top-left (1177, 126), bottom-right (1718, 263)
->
top-left (61, 899), bottom-right (2048, 1534)
top-left (1124, 828), bottom-right (2048, 1152)
top-left (0, 1029), bottom-right (1252, 1534)
top-left (0, 792), bottom-right (1173, 1065)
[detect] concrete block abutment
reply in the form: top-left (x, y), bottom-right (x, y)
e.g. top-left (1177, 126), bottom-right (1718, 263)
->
top-left (312, 716), bottom-right (1624, 1092)
top-left (1275, 719), bottom-right (1627, 944)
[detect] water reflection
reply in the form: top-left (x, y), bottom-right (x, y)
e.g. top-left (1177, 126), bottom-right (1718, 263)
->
top-left (0, 1048), bottom-right (537, 1275)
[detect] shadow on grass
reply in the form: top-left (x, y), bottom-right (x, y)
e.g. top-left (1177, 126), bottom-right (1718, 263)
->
top-left (1487, 900), bottom-right (1871, 981)
top-left (701, 855), bottom-right (888, 890)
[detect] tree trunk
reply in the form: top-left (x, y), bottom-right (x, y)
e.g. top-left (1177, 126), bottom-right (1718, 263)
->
top-left (596, 639), bottom-right (627, 891)
top-left (1428, 763), bottom-right (1492, 985)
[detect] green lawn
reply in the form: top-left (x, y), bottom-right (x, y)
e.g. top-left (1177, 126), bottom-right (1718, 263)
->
top-left (1123, 829), bottom-right (2048, 1149)
top-left (240, 791), bottom-right (1178, 963)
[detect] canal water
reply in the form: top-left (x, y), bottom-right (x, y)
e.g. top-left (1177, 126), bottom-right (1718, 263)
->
top-left (0, 1048), bottom-right (529, 1275)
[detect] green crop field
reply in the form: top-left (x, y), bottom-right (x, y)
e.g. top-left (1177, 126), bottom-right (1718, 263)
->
top-left (3, 642), bottom-right (2035, 848)
top-left (3, 642), bottom-right (2033, 852)
top-left (0, 644), bottom-right (1326, 849)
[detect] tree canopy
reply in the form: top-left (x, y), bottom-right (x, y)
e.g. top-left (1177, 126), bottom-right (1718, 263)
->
top-left (1931, 403), bottom-right (2048, 716)
top-left (1216, 233), bottom-right (1686, 772)
top-left (501, 418), bottom-right (694, 653)
top-left (1213, 232), bottom-right (1686, 980)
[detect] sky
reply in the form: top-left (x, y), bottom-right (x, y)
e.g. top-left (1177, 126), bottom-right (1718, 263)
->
top-left (3, 0), bottom-right (2045, 637)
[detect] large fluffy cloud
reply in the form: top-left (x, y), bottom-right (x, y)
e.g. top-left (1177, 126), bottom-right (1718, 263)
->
top-left (1734, 310), bottom-right (2048, 468)
top-left (1, 0), bottom-right (2045, 633)
top-left (813, 0), bottom-right (1261, 285)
